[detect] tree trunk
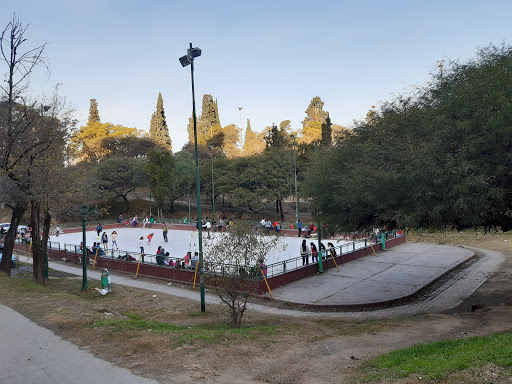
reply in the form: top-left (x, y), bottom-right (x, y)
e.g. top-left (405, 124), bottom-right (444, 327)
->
top-left (0, 202), bottom-right (26, 276)
top-left (30, 200), bottom-right (45, 284)
top-left (275, 199), bottom-right (279, 213)
top-left (40, 208), bottom-right (51, 285)
top-left (279, 200), bottom-right (284, 221)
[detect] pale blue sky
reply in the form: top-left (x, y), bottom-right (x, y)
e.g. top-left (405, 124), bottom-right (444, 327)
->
top-left (4, 1), bottom-right (512, 151)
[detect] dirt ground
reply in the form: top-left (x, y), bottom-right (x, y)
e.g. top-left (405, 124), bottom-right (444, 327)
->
top-left (1, 230), bottom-right (512, 383)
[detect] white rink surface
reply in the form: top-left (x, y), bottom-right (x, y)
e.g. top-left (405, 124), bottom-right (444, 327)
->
top-left (51, 227), bottom-right (366, 266)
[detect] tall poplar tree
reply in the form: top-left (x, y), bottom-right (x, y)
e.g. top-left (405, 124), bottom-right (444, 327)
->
top-left (88, 98), bottom-right (100, 124)
top-left (149, 92), bottom-right (172, 151)
top-left (321, 115), bottom-right (332, 147)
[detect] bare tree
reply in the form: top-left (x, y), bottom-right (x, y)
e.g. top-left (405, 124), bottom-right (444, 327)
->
top-left (203, 217), bottom-right (286, 327)
top-left (0, 14), bottom-right (52, 277)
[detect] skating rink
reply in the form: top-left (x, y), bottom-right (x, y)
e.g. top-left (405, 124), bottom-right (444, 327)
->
top-left (51, 227), bottom-right (366, 266)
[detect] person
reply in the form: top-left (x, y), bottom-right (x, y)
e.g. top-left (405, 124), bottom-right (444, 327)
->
top-left (217, 219), bottom-right (225, 232)
top-left (165, 252), bottom-right (173, 266)
top-left (183, 251), bottom-right (191, 268)
top-left (162, 222), bottom-right (168, 242)
top-left (111, 231), bottom-right (118, 250)
top-left (101, 232), bottom-right (108, 251)
top-left (96, 223), bottom-right (102, 238)
top-left (143, 216), bottom-right (149, 228)
top-left (55, 225), bottom-right (62, 237)
top-left (191, 251), bottom-right (199, 269)
top-left (132, 216), bottom-right (138, 227)
top-left (301, 239), bottom-right (309, 266)
top-left (92, 242), bottom-right (105, 256)
top-left (307, 223), bottom-right (315, 238)
top-left (156, 246), bottom-right (165, 265)
top-left (147, 232), bottom-right (154, 245)
top-left (297, 220), bottom-right (303, 237)
top-left (310, 242), bottom-right (318, 263)
top-left (260, 218), bottom-right (266, 228)
top-left (319, 242), bottom-right (326, 261)
top-left (256, 258), bottom-right (267, 278)
top-left (227, 219), bottom-right (234, 229)
top-left (149, 215), bottom-right (154, 228)
top-left (327, 242), bottom-right (337, 258)
top-left (118, 214), bottom-right (124, 224)
top-left (138, 237), bottom-right (145, 262)
top-left (275, 222), bottom-right (281, 233)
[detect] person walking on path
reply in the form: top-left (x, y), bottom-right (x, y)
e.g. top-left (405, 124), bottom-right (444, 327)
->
top-left (297, 220), bottom-right (302, 237)
top-left (162, 222), bottom-right (168, 242)
top-left (96, 223), bottom-right (102, 238)
top-left (101, 232), bottom-right (108, 252)
top-left (111, 231), bottom-right (118, 250)
top-left (301, 239), bottom-right (309, 265)
top-left (310, 242), bottom-right (318, 263)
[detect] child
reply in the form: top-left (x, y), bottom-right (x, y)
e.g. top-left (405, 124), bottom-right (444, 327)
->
top-left (147, 232), bottom-right (154, 245)
top-left (111, 231), bottom-right (118, 250)
top-left (138, 237), bottom-right (145, 262)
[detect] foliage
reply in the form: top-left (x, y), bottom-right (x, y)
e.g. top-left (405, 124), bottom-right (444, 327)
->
top-left (94, 157), bottom-right (146, 206)
top-left (88, 98), bottom-right (100, 124)
top-left (203, 218), bottom-right (286, 327)
top-left (68, 121), bottom-right (148, 162)
top-left (301, 96), bottom-right (328, 143)
top-left (149, 92), bottom-right (172, 151)
top-left (303, 44), bottom-right (512, 232)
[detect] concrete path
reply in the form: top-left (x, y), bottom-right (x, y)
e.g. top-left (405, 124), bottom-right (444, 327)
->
top-left (0, 305), bottom-right (158, 384)
top-left (270, 242), bottom-right (475, 306)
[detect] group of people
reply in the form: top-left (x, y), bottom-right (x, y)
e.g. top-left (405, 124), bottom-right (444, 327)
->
top-left (300, 239), bottom-right (338, 266)
top-left (260, 219), bottom-right (281, 233)
top-left (154, 247), bottom-right (199, 269)
top-left (196, 216), bottom-right (234, 233)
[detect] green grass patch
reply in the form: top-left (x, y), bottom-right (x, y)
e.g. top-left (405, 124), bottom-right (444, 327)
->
top-left (360, 331), bottom-right (512, 382)
top-left (94, 313), bottom-right (276, 346)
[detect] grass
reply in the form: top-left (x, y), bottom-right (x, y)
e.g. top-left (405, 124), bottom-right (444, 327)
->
top-left (360, 332), bottom-right (512, 382)
top-left (94, 312), bottom-right (277, 346)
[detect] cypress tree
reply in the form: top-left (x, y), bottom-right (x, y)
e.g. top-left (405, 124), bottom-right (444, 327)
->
top-left (88, 99), bottom-right (100, 124)
top-left (321, 115), bottom-right (332, 147)
top-left (149, 93), bottom-right (172, 151)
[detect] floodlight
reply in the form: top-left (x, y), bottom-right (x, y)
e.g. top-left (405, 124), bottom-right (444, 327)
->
top-left (187, 47), bottom-right (201, 58)
top-left (179, 55), bottom-right (191, 67)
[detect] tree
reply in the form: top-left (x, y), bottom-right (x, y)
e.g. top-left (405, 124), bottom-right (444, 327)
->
top-left (95, 157), bottom-right (146, 207)
top-left (69, 121), bottom-right (147, 162)
top-left (222, 124), bottom-right (241, 158)
top-left (203, 217), bottom-right (286, 327)
top-left (149, 92), bottom-right (172, 151)
top-left (304, 44), bottom-right (512, 233)
top-left (0, 14), bottom-right (52, 277)
top-left (320, 115), bottom-right (332, 147)
top-left (242, 119), bottom-right (265, 156)
top-left (88, 98), bottom-right (100, 124)
top-left (301, 96), bottom-right (328, 143)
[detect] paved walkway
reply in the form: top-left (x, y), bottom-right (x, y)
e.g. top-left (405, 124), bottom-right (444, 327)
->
top-left (270, 242), bottom-right (475, 306)
top-left (1, 242), bottom-right (505, 383)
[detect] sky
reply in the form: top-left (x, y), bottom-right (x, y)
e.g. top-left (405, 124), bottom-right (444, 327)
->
top-left (3, 0), bottom-right (512, 152)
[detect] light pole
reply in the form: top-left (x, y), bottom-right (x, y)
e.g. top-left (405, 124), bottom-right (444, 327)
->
top-left (209, 147), bottom-right (216, 223)
top-left (180, 43), bottom-right (206, 312)
top-left (238, 107), bottom-right (243, 145)
top-left (290, 134), bottom-right (299, 227)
